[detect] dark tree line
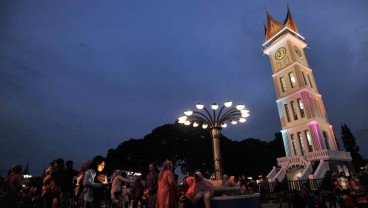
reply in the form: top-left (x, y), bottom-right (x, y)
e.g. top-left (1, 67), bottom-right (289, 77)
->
top-left (341, 123), bottom-right (366, 171)
top-left (105, 122), bottom-right (285, 178)
top-left (104, 122), bottom-right (367, 179)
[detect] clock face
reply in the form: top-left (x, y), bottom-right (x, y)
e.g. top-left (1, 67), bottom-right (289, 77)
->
top-left (275, 47), bottom-right (287, 60)
top-left (294, 46), bottom-right (302, 57)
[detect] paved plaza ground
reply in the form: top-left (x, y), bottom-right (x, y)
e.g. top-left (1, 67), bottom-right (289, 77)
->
top-left (261, 202), bottom-right (280, 208)
top-left (261, 202), bottom-right (367, 208)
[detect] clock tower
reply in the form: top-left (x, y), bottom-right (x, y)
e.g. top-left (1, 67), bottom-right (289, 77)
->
top-left (262, 7), bottom-right (352, 181)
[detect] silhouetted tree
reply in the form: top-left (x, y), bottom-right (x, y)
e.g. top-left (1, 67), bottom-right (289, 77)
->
top-left (262, 132), bottom-right (285, 174)
top-left (105, 123), bottom-right (213, 175)
top-left (223, 133), bottom-right (284, 178)
top-left (341, 123), bottom-right (365, 171)
top-left (105, 123), bottom-right (286, 179)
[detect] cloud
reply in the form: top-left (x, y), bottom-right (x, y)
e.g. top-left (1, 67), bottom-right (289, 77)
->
top-left (0, 55), bottom-right (41, 90)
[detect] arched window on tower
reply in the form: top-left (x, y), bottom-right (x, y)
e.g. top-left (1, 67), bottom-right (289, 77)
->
top-left (297, 98), bottom-right (305, 118)
top-left (305, 130), bottom-right (313, 152)
top-left (280, 76), bottom-right (287, 92)
top-left (302, 71), bottom-right (307, 86)
top-left (291, 134), bottom-right (297, 155)
top-left (284, 104), bottom-right (291, 122)
top-left (298, 132), bottom-right (305, 156)
top-left (322, 131), bottom-right (330, 149)
top-left (289, 72), bottom-right (297, 88)
top-left (307, 74), bottom-right (314, 88)
top-left (291, 101), bottom-right (298, 120)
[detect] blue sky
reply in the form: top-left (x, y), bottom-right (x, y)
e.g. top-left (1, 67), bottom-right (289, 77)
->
top-left (1, 1), bottom-right (367, 175)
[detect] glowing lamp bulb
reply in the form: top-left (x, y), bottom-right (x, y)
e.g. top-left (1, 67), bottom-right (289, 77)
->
top-left (196, 104), bottom-right (204, 109)
top-left (224, 101), bottom-right (232, 107)
top-left (211, 103), bottom-right (219, 110)
top-left (184, 121), bottom-right (191, 126)
top-left (236, 105), bottom-right (245, 110)
top-left (241, 109), bottom-right (249, 114)
top-left (184, 111), bottom-right (193, 116)
top-left (241, 113), bottom-right (250, 118)
top-left (178, 116), bottom-right (187, 123)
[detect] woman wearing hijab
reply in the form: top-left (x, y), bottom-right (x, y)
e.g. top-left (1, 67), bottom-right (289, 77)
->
top-left (185, 172), bottom-right (214, 208)
top-left (156, 160), bottom-right (178, 208)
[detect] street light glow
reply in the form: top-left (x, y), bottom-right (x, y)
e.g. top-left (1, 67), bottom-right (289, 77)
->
top-left (178, 101), bottom-right (250, 129)
top-left (236, 105), bottom-right (246, 110)
top-left (241, 109), bottom-right (249, 114)
top-left (177, 101), bottom-right (250, 180)
top-left (196, 103), bottom-right (204, 109)
top-left (211, 103), bottom-right (219, 110)
top-left (184, 111), bottom-right (193, 116)
top-left (178, 116), bottom-right (187, 123)
top-left (224, 101), bottom-right (232, 107)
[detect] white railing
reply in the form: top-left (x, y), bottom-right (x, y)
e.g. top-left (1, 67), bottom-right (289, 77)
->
top-left (312, 160), bottom-right (330, 179)
top-left (276, 157), bottom-right (289, 166)
top-left (266, 166), bottom-right (277, 182)
top-left (274, 167), bottom-right (286, 182)
top-left (305, 149), bottom-right (352, 161)
top-left (277, 155), bottom-right (309, 169)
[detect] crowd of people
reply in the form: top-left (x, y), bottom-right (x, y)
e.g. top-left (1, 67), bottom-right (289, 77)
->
top-left (1, 157), bottom-right (367, 208)
top-left (265, 171), bottom-right (368, 208)
top-left (1, 157), bottom-right (257, 208)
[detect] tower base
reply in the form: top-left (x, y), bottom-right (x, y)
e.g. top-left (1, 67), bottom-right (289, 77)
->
top-left (267, 149), bottom-right (352, 182)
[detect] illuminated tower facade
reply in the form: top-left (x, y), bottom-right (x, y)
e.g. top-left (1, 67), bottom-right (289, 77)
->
top-left (262, 7), bottom-right (352, 181)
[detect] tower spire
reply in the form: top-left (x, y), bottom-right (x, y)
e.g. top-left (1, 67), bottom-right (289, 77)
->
top-left (264, 5), bottom-right (299, 41)
top-left (284, 5), bottom-right (298, 33)
top-left (264, 12), bottom-right (284, 41)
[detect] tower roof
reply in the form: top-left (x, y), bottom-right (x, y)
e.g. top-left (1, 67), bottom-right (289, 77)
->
top-left (283, 6), bottom-right (298, 33)
top-left (264, 6), bottom-right (299, 42)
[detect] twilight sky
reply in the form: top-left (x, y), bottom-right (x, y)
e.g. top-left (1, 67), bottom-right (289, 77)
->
top-left (1, 1), bottom-right (367, 175)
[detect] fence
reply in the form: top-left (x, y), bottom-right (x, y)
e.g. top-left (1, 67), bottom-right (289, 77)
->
top-left (261, 178), bottom-right (337, 201)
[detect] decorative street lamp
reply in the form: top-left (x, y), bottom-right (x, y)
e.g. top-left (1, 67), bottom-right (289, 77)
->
top-left (178, 101), bottom-right (250, 180)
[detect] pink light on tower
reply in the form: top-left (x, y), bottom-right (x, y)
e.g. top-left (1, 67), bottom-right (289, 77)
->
top-left (308, 120), bottom-right (322, 150)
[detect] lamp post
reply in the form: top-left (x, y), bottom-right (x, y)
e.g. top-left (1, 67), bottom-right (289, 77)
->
top-left (178, 101), bottom-right (250, 180)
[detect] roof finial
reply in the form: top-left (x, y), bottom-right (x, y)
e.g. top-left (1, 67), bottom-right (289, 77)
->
top-left (287, 3), bottom-right (293, 14)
